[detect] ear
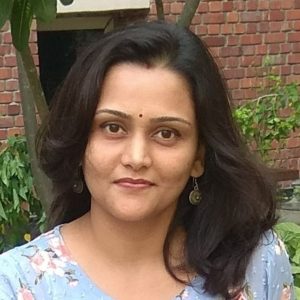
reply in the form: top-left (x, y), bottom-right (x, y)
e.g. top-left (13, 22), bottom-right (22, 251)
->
top-left (190, 144), bottom-right (205, 177)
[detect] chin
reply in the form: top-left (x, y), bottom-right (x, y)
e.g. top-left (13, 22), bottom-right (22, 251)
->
top-left (109, 203), bottom-right (175, 224)
top-left (110, 208), bottom-right (155, 223)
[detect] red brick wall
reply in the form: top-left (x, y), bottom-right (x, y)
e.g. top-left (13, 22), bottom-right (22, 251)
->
top-left (0, 21), bottom-right (38, 140)
top-left (149, 0), bottom-right (300, 102)
top-left (0, 0), bottom-right (300, 170)
top-left (148, 0), bottom-right (300, 170)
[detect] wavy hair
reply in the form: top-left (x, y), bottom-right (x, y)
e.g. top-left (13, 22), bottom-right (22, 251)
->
top-left (37, 21), bottom-right (276, 298)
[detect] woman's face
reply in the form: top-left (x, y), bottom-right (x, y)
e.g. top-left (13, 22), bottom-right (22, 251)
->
top-left (83, 63), bottom-right (204, 223)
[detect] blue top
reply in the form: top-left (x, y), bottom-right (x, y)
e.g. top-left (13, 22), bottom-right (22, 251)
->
top-left (0, 226), bottom-right (294, 300)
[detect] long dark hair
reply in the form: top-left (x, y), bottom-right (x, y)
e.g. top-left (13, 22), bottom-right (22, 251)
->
top-left (37, 21), bottom-right (276, 298)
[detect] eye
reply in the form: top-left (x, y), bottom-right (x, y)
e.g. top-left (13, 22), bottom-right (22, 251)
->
top-left (157, 129), bottom-right (175, 139)
top-left (101, 123), bottom-right (126, 135)
top-left (107, 124), bottom-right (121, 133)
top-left (154, 129), bottom-right (180, 141)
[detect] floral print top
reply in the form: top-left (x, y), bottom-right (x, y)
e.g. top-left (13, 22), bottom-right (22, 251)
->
top-left (0, 226), bottom-right (294, 300)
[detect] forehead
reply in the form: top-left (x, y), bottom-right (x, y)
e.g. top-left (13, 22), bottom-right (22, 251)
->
top-left (97, 63), bottom-right (195, 119)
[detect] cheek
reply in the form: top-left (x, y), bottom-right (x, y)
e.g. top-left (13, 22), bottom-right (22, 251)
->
top-left (82, 150), bottom-right (110, 198)
top-left (156, 151), bottom-right (196, 184)
top-left (83, 140), bottom-right (118, 170)
top-left (83, 145), bottom-right (95, 173)
top-left (82, 144), bottom-right (108, 182)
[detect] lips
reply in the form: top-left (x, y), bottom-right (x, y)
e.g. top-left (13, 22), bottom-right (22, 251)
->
top-left (114, 178), bottom-right (155, 188)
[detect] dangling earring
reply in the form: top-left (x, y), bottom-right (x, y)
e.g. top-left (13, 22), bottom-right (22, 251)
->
top-left (72, 167), bottom-right (83, 194)
top-left (189, 177), bottom-right (201, 205)
top-left (73, 179), bottom-right (83, 193)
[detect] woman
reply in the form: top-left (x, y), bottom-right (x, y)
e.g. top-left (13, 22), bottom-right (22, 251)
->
top-left (0, 21), bottom-right (294, 299)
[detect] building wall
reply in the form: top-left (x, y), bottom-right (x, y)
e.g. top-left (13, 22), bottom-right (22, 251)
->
top-left (149, 0), bottom-right (300, 102)
top-left (0, 0), bottom-right (300, 170)
top-left (0, 21), bottom-right (39, 139)
top-left (147, 0), bottom-right (300, 170)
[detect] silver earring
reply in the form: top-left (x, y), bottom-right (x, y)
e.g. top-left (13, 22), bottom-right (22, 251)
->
top-left (189, 177), bottom-right (201, 205)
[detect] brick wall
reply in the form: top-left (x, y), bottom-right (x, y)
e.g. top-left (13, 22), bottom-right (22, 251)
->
top-left (0, 21), bottom-right (39, 140)
top-left (149, 0), bottom-right (300, 102)
top-left (0, 0), bottom-right (300, 170)
top-left (148, 0), bottom-right (300, 170)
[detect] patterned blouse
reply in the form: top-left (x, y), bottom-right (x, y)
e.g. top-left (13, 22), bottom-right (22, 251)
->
top-left (0, 226), bottom-right (294, 300)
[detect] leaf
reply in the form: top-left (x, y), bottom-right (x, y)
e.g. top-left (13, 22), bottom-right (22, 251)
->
top-left (0, 0), bottom-right (14, 29)
top-left (295, 286), bottom-right (300, 300)
top-left (0, 166), bottom-right (9, 187)
top-left (19, 186), bottom-right (27, 200)
top-left (293, 248), bottom-right (300, 266)
top-left (29, 0), bottom-right (56, 23)
top-left (12, 188), bottom-right (19, 210)
top-left (10, 0), bottom-right (33, 51)
top-left (292, 266), bottom-right (300, 275)
top-left (0, 201), bottom-right (7, 221)
top-left (276, 222), bottom-right (300, 235)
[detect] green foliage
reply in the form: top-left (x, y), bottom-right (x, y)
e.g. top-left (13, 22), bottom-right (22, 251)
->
top-left (0, 0), bottom-right (71, 51)
top-left (11, 0), bottom-right (34, 51)
top-left (0, 0), bottom-right (13, 28)
top-left (3, 0), bottom-right (56, 51)
top-left (294, 186), bottom-right (300, 200)
top-left (275, 222), bottom-right (300, 299)
top-left (31, 0), bottom-right (57, 23)
top-left (0, 136), bottom-right (45, 253)
top-left (233, 69), bottom-right (300, 162)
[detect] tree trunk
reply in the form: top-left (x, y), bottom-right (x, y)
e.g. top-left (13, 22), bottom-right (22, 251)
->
top-left (20, 46), bottom-right (49, 122)
top-left (177, 0), bottom-right (201, 27)
top-left (16, 48), bottom-right (53, 213)
top-left (155, 0), bottom-right (165, 21)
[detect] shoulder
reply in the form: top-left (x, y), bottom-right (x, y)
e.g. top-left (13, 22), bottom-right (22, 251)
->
top-left (252, 230), bottom-right (292, 276)
top-left (0, 226), bottom-right (64, 267)
top-left (185, 231), bottom-right (294, 300)
top-left (0, 227), bottom-right (57, 271)
top-left (250, 230), bottom-right (288, 260)
top-left (244, 230), bottom-right (294, 299)
top-left (0, 226), bottom-right (70, 298)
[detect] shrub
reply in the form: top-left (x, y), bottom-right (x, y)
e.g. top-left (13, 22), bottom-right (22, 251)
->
top-left (275, 222), bottom-right (300, 299)
top-left (233, 73), bottom-right (300, 163)
top-left (0, 135), bottom-right (45, 253)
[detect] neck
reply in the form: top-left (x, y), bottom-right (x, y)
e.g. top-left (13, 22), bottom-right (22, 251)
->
top-left (74, 204), bottom-right (178, 267)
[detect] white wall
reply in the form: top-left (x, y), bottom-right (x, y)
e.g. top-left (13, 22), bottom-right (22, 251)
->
top-left (57, 0), bottom-right (150, 14)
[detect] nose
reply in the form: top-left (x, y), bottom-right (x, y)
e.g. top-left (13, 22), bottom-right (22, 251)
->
top-left (121, 134), bottom-right (152, 171)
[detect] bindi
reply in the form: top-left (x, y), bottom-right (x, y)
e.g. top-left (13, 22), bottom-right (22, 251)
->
top-left (139, 114), bottom-right (143, 118)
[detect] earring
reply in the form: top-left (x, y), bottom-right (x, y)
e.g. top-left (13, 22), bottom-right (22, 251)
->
top-left (72, 167), bottom-right (83, 193)
top-left (189, 177), bottom-right (201, 205)
top-left (72, 179), bottom-right (83, 193)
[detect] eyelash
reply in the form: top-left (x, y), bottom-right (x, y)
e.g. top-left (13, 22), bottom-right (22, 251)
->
top-left (154, 128), bottom-right (180, 140)
top-left (100, 123), bottom-right (126, 135)
top-left (99, 123), bottom-right (181, 141)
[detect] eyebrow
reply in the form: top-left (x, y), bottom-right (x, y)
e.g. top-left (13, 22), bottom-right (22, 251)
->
top-left (95, 109), bottom-right (130, 119)
top-left (95, 109), bottom-right (192, 127)
top-left (150, 116), bottom-right (192, 127)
